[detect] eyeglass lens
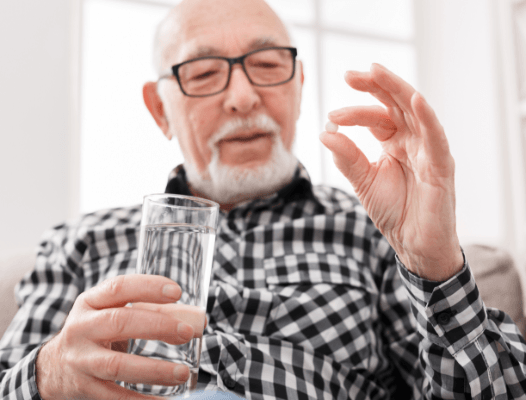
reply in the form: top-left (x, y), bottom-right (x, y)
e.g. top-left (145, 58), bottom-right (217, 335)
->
top-left (178, 48), bottom-right (294, 96)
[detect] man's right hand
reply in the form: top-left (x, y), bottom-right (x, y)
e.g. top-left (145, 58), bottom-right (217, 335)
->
top-left (36, 275), bottom-right (203, 400)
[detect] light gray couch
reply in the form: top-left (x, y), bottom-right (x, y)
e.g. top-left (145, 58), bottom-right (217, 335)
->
top-left (0, 248), bottom-right (36, 337)
top-left (463, 244), bottom-right (526, 335)
top-left (1, 245), bottom-right (525, 338)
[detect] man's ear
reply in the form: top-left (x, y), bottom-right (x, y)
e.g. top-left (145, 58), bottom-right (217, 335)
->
top-left (294, 60), bottom-right (304, 121)
top-left (143, 81), bottom-right (171, 139)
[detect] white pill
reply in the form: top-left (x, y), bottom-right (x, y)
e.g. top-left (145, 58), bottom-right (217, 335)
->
top-left (325, 121), bottom-right (339, 133)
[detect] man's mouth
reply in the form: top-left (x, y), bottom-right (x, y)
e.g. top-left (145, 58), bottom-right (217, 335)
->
top-left (221, 131), bottom-right (272, 143)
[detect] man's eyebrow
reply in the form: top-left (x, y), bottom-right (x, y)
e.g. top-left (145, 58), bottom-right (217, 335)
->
top-left (186, 47), bottom-right (221, 60)
top-left (184, 37), bottom-right (283, 61)
top-left (246, 37), bottom-right (281, 51)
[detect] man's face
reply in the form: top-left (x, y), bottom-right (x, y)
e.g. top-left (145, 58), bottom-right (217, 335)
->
top-left (155, 0), bottom-right (303, 179)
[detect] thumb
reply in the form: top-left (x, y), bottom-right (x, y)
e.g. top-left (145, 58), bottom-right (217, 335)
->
top-left (319, 131), bottom-right (371, 191)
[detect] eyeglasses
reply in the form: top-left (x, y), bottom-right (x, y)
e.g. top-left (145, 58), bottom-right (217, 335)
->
top-left (159, 47), bottom-right (298, 97)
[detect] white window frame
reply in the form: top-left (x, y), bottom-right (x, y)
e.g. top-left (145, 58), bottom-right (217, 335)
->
top-left (495, 0), bottom-right (526, 263)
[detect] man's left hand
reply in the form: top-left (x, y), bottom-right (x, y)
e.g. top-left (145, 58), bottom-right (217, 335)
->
top-left (320, 63), bottom-right (463, 282)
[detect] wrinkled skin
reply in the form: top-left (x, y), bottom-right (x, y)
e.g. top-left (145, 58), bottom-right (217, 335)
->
top-left (320, 64), bottom-right (463, 282)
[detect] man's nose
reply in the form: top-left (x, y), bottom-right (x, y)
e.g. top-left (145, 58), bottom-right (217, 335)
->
top-left (223, 65), bottom-right (261, 114)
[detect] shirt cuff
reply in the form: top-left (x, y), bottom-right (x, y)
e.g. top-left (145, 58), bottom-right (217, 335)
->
top-left (0, 345), bottom-right (42, 399)
top-left (396, 252), bottom-right (488, 355)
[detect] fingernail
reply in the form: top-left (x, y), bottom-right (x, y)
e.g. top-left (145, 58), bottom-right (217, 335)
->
top-left (162, 284), bottom-right (180, 299)
top-left (174, 364), bottom-right (189, 380)
top-left (344, 70), bottom-right (358, 79)
top-left (177, 323), bottom-right (194, 340)
top-left (328, 110), bottom-right (340, 118)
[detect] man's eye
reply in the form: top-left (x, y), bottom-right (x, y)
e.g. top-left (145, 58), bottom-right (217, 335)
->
top-left (191, 69), bottom-right (219, 80)
top-left (252, 62), bottom-right (279, 69)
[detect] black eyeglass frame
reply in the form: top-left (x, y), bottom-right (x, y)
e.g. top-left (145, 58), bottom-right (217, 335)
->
top-left (159, 46), bottom-right (298, 98)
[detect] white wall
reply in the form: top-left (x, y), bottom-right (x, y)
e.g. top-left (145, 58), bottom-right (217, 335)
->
top-left (416, 0), bottom-right (509, 250)
top-left (0, 0), bottom-right (73, 251)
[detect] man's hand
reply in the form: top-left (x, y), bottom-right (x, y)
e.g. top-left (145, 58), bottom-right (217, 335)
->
top-left (36, 275), bottom-right (205, 399)
top-left (320, 63), bottom-right (464, 282)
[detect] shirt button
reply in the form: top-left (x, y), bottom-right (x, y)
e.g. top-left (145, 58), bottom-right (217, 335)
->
top-left (437, 312), bottom-right (452, 325)
top-left (223, 377), bottom-right (236, 389)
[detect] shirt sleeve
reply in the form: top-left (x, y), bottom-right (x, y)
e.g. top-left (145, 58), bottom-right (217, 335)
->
top-left (0, 346), bottom-right (42, 400)
top-left (0, 224), bottom-right (84, 400)
top-left (397, 254), bottom-right (526, 399)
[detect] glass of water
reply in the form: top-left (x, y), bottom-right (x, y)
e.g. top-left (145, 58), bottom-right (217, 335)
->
top-left (126, 194), bottom-right (219, 396)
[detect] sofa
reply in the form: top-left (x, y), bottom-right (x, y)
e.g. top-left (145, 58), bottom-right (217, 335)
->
top-left (1, 244), bottom-right (525, 338)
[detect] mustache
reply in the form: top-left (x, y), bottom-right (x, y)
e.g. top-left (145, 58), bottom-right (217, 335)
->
top-left (208, 115), bottom-right (281, 149)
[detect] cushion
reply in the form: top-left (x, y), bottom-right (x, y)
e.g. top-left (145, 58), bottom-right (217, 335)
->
top-left (0, 249), bottom-right (36, 338)
top-left (464, 244), bottom-right (526, 336)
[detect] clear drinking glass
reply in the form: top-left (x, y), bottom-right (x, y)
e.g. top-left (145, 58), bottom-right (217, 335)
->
top-left (125, 194), bottom-right (219, 396)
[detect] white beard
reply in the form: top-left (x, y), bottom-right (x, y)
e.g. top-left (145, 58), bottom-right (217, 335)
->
top-left (184, 114), bottom-right (298, 205)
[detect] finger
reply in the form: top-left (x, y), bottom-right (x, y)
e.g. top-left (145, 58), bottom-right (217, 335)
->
top-left (412, 92), bottom-right (453, 169)
top-left (82, 275), bottom-right (182, 309)
top-left (344, 70), bottom-right (398, 107)
top-left (370, 63), bottom-right (417, 116)
top-left (328, 106), bottom-right (397, 142)
top-left (86, 349), bottom-right (190, 386)
top-left (319, 131), bottom-right (372, 193)
top-left (131, 303), bottom-right (206, 337)
top-left (88, 307), bottom-right (195, 344)
top-left (342, 70), bottom-right (419, 134)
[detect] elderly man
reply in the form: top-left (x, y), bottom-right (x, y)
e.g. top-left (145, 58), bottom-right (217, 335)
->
top-left (1, 0), bottom-right (526, 399)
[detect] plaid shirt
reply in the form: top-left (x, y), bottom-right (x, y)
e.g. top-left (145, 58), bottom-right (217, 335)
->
top-left (1, 165), bottom-right (526, 399)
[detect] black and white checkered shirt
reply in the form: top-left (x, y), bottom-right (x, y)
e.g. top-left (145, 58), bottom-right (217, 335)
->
top-left (1, 165), bottom-right (526, 399)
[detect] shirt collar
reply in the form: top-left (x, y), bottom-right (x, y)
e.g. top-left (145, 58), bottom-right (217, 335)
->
top-left (164, 163), bottom-right (319, 209)
top-left (164, 165), bottom-right (194, 196)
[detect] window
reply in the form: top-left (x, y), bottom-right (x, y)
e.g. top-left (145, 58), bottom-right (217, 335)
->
top-left (496, 0), bottom-right (526, 259)
top-left (79, 0), bottom-right (416, 213)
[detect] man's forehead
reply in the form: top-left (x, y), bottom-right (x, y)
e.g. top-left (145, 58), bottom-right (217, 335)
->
top-left (180, 37), bottom-right (285, 61)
